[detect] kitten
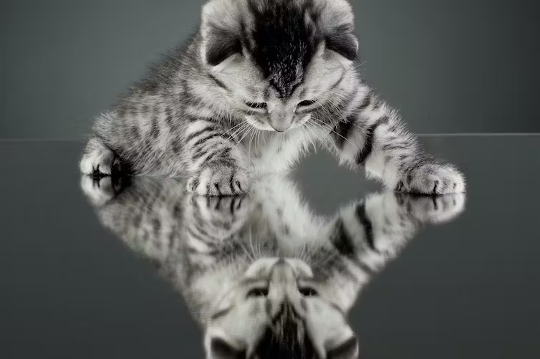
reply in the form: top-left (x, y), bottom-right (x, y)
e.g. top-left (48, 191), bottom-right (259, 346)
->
top-left (82, 174), bottom-right (466, 359)
top-left (80, 0), bottom-right (466, 196)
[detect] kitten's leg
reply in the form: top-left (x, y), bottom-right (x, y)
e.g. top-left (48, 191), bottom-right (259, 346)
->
top-left (81, 176), bottom-right (187, 264)
top-left (332, 192), bottom-right (465, 263)
top-left (321, 192), bottom-right (465, 311)
top-left (395, 193), bottom-right (467, 224)
top-left (184, 119), bottom-right (250, 196)
top-left (329, 87), bottom-right (466, 194)
top-left (80, 137), bottom-right (118, 176)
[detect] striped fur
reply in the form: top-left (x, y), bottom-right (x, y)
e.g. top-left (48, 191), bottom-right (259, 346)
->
top-left (82, 174), bottom-right (466, 359)
top-left (80, 0), bottom-right (465, 196)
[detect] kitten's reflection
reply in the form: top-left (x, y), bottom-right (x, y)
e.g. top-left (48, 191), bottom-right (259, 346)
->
top-left (82, 175), bottom-right (465, 359)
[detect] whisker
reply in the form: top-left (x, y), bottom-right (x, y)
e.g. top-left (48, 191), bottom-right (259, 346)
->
top-left (228, 122), bottom-right (250, 142)
top-left (233, 125), bottom-right (253, 150)
top-left (302, 124), bottom-right (318, 153)
top-left (305, 124), bottom-right (333, 154)
top-left (248, 127), bottom-right (256, 160)
top-left (312, 118), bottom-right (360, 151)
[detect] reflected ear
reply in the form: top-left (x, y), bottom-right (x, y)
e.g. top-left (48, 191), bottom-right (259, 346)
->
top-left (208, 338), bottom-right (246, 359)
top-left (326, 25), bottom-right (359, 61)
top-left (328, 336), bottom-right (359, 359)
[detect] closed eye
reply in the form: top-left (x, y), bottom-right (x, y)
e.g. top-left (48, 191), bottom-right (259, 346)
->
top-left (245, 101), bottom-right (267, 111)
top-left (247, 288), bottom-right (269, 298)
top-left (297, 100), bottom-right (317, 108)
top-left (299, 287), bottom-right (318, 297)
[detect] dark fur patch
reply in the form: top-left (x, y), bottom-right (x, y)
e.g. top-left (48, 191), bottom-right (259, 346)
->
top-left (130, 126), bottom-right (141, 140)
top-left (185, 126), bottom-right (214, 143)
top-left (332, 115), bottom-right (356, 149)
top-left (256, 302), bottom-right (320, 359)
top-left (355, 203), bottom-right (377, 252)
top-left (356, 122), bottom-right (381, 165)
top-left (151, 116), bottom-right (160, 139)
top-left (206, 28), bottom-right (242, 66)
top-left (248, 0), bottom-right (318, 98)
top-left (330, 220), bottom-right (355, 257)
top-left (208, 74), bottom-right (229, 90)
top-left (359, 93), bottom-right (372, 110)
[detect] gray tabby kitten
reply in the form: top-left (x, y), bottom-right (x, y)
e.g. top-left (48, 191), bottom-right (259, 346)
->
top-left (80, 0), bottom-right (465, 196)
top-left (82, 174), bottom-right (465, 359)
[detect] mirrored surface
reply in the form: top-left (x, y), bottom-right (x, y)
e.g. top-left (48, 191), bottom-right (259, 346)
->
top-left (1, 136), bottom-right (540, 358)
top-left (81, 174), bottom-right (464, 359)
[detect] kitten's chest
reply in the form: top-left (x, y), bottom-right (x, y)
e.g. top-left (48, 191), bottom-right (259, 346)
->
top-left (246, 130), bottom-right (307, 174)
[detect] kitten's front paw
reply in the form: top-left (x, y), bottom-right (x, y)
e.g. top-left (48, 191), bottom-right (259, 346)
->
top-left (187, 165), bottom-right (250, 196)
top-left (397, 162), bottom-right (466, 194)
top-left (80, 148), bottom-right (117, 176)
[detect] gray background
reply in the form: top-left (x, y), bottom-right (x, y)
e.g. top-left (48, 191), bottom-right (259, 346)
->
top-left (2, 0), bottom-right (539, 139)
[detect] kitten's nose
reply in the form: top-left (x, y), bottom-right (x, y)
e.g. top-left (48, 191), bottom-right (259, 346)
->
top-left (267, 260), bottom-right (303, 318)
top-left (269, 111), bottom-right (294, 132)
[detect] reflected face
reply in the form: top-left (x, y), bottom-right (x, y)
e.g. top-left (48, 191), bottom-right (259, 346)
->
top-left (82, 173), bottom-right (466, 359)
top-left (205, 258), bottom-right (358, 359)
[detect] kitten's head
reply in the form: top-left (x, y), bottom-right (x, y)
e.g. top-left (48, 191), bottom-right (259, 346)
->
top-left (204, 257), bottom-right (358, 359)
top-left (200, 0), bottom-right (358, 132)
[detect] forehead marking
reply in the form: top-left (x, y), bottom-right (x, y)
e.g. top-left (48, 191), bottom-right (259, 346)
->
top-left (247, 0), bottom-right (320, 98)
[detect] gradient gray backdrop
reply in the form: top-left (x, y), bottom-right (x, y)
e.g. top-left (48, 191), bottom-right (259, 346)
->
top-left (2, 0), bottom-right (539, 138)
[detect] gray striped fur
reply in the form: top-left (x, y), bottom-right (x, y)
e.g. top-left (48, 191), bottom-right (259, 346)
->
top-left (80, 0), bottom-right (465, 196)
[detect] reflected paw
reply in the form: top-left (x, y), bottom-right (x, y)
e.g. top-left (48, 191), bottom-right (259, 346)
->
top-left (397, 162), bottom-right (466, 195)
top-left (193, 194), bottom-right (250, 226)
top-left (188, 195), bottom-right (251, 241)
top-left (398, 193), bottom-right (466, 224)
top-left (187, 165), bottom-right (250, 196)
top-left (81, 176), bottom-right (116, 206)
top-left (80, 175), bottom-right (128, 207)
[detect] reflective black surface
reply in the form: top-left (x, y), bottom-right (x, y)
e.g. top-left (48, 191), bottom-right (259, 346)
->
top-left (1, 136), bottom-right (540, 358)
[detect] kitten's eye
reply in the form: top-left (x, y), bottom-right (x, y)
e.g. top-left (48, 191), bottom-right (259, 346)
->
top-left (245, 102), bottom-right (267, 110)
top-left (247, 288), bottom-right (269, 298)
top-left (299, 287), bottom-right (318, 297)
top-left (297, 100), bottom-right (317, 108)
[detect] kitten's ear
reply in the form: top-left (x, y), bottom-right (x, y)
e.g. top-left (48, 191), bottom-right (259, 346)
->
top-left (317, 0), bottom-right (359, 61)
top-left (326, 24), bottom-right (359, 61)
top-left (201, 0), bottom-right (243, 67)
top-left (207, 338), bottom-right (246, 359)
top-left (327, 336), bottom-right (360, 359)
top-left (204, 30), bottom-right (242, 67)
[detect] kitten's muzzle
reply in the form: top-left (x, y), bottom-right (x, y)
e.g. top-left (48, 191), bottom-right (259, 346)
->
top-left (267, 260), bottom-right (305, 318)
top-left (269, 109), bottom-right (294, 132)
